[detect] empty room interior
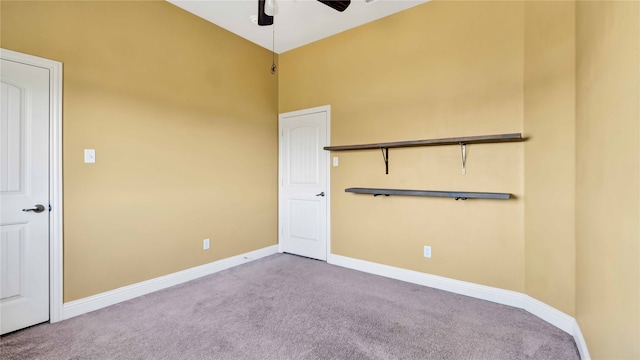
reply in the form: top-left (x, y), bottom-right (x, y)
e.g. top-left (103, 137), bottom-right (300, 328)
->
top-left (1, 0), bottom-right (639, 359)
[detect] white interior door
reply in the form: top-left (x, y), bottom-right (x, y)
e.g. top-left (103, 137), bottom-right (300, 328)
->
top-left (0, 58), bottom-right (50, 334)
top-left (279, 106), bottom-right (330, 261)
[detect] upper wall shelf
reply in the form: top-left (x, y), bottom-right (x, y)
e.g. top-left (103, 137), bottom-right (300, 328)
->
top-left (323, 133), bottom-right (524, 174)
top-left (323, 133), bottom-right (523, 151)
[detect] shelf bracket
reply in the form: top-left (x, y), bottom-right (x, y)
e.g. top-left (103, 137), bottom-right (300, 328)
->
top-left (380, 147), bottom-right (389, 175)
top-left (460, 142), bottom-right (467, 175)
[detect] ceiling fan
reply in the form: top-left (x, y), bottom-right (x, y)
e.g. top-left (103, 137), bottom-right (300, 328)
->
top-left (257, 0), bottom-right (351, 26)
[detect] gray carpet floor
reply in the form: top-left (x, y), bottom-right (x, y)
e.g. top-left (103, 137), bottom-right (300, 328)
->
top-left (1, 253), bottom-right (579, 360)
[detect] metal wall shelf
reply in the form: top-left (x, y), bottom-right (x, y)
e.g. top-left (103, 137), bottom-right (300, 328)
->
top-left (324, 133), bottom-right (522, 151)
top-left (345, 187), bottom-right (511, 200)
top-left (323, 133), bottom-right (523, 175)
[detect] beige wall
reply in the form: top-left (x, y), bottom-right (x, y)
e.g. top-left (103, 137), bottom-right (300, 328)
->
top-left (1, 1), bottom-right (279, 301)
top-left (281, 1), bottom-right (640, 356)
top-left (4, 0), bottom-right (640, 357)
top-left (576, 1), bottom-right (640, 358)
top-left (280, 1), bottom-right (526, 292)
top-left (523, 1), bottom-right (576, 316)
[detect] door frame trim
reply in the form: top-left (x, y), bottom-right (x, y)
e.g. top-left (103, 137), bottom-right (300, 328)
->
top-left (1, 49), bottom-right (64, 323)
top-left (278, 105), bottom-right (331, 260)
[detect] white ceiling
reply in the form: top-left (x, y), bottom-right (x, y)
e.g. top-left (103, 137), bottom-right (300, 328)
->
top-left (167, 0), bottom-right (429, 54)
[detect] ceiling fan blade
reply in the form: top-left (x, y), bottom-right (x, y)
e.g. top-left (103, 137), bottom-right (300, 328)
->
top-left (258, 0), bottom-right (274, 26)
top-left (317, 0), bottom-right (351, 12)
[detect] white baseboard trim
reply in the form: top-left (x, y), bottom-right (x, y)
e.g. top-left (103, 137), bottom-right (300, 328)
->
top-left (573, 319), bottom-right (591, 360)
top-left (328, 254), bottom-right (590, 359)
top-left (62, 245), bottom-right (278, 320)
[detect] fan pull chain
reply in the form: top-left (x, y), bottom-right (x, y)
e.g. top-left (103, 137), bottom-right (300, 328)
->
top-left (271, 21), bottom-right (277, 74)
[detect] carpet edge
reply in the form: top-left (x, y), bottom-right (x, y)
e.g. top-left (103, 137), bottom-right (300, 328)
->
top-left (61, 245), bottom-right (279, 320)
top-left (327, 253), bottom-right (589, 360)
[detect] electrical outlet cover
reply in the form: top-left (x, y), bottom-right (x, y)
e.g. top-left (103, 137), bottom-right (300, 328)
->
top-left (423, 246), bottom-right (432, 258)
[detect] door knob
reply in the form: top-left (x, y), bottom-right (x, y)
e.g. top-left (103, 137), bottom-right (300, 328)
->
top-left (22, 204), bottom-right (45, 213)
top-left (315, 192), bottom-right (325, 197)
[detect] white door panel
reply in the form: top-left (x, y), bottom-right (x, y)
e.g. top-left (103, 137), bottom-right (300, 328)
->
top-left (289, 198), bottom-right (320, 241)
top-left (279, 107), bottom-right (329, 261)
top-left (1, 224), bottom-right (26, 299)
top-left (287, 125), bottom-right (320, 186)
top-left (285, 197), bottom-right (321, 257)
top-left (0, 59), bottom-right (50, 334)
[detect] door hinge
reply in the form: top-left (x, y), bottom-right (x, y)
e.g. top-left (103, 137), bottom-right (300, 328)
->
top-left (49, 204), bottom-right (52, 212)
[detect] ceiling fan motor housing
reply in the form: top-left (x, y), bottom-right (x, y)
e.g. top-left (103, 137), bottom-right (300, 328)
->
top-left (257, 0), bottom-right (274, 26)
top-left (318, 0), bottom-right (351, 12)
top-left (258, 0), bottom-right (352, 26)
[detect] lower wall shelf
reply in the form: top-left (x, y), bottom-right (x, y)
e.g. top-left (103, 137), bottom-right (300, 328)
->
top-left (345, 187), bottom-right (511, 200)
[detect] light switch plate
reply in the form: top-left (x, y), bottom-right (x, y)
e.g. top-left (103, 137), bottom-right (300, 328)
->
top-left (333, 157), bottom-right (339, 167)
top-left (84, 149), bottom-right (96, 163)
